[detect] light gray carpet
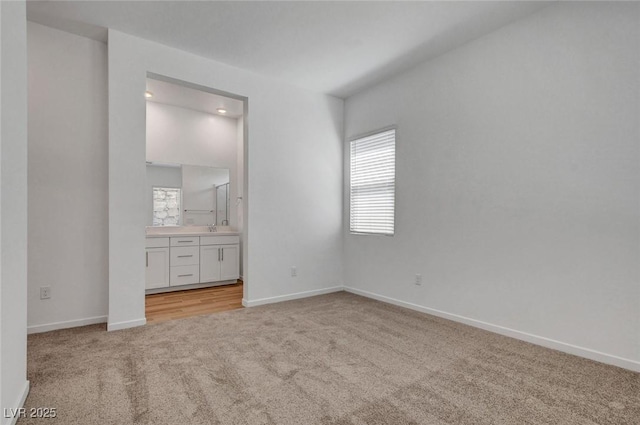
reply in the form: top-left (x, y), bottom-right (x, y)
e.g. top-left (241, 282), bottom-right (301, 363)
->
top-left (20, 292), bottom-right (639, 424)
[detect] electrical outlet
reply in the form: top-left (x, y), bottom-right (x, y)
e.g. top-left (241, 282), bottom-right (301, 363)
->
top-left (40, 286), bottom-right (51, 299)
top-left (291, 266), bottom-right (297, 277)
top-left (414, 274), bottom-right (422, 286)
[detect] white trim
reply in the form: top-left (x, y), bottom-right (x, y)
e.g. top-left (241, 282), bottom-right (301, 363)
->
top-left (3, 380), bottom-right (30, 425)
top-left (145, 280), bottom-right (236, 295)
top-left (27, 316), bottom-right (107, 334)
top-left (107, 317), bottom-right (146, 332)
top-left (242, 286), bottom-right (343, 307)
top-left (345, 286), bottom-right (640, 373)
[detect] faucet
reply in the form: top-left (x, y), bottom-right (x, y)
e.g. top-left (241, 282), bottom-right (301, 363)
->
top-left (208, 224), bottom-right (217, 232)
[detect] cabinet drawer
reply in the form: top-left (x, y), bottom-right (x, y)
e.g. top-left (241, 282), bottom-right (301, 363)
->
top-left (200, 235), bottom-right (239, 246)
top-left (170, 236), bottom-right (200, 247)
top-left (170, 265), bottom-right (199, 286)
top-left (170, 246), bottom-right (199, 266)
top-left (146, 237), bottom-right (169, 248)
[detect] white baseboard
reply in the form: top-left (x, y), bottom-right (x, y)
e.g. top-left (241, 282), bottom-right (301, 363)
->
top-left (242, 286), bottom-right (343, 307)
top-left (27, 316), bottom-right (107, 334)
top-left (145, 280), bottom-right (236, 295)
top-left (107, 317), bottom-right (146, 332)
top-left (3, 380), bottom-right (29, 425)
top-left (345, 286), bottom-right (640, 373)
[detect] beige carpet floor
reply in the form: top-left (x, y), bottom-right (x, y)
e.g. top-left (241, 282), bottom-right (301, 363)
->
top-left (20, 292), bottom-right (639, 425)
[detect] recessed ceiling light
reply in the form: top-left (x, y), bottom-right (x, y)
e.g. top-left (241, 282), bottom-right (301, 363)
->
top-left (145, 91), bottom-right (154, 99)
top-left (217, 108), bottom-right (227, 114)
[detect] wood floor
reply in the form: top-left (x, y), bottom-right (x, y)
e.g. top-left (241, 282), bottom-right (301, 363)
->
top-left (145, 281), bottom-right (243, 324)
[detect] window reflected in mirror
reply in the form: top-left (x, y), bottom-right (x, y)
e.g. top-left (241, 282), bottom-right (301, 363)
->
top-left (152, 187), bottom-right (181, 226)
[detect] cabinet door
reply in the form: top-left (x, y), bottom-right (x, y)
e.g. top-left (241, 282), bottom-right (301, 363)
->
top-left (220, 245), bottom-right (239, 281)
top-left (146, 247), bottom-right (169, 289)
top-left (200, 245), bottom-right (222, 283)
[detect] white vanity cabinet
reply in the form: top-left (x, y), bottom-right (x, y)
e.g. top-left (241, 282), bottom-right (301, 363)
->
top-left (199, 245), bottom-right (222, 282)
top-left (169, 237), bottom-right (200, 286)
top-left (145, 233), bottom-right (239, 293)
top-left (219, 244), bottom-right (239, 281)
top-left (200, 236), bottom-right (240, 283)
top-left (145, 238), bottom-right (170, 289)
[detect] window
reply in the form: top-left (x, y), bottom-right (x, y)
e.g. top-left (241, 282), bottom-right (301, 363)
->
top-left (152, 187), bottom-right (182, 226)
top-left (349, 128), bottom-right (396, 235)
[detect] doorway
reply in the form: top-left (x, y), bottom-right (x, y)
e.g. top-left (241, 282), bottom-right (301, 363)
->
top-left (144, 73), bottom-right (248, 322)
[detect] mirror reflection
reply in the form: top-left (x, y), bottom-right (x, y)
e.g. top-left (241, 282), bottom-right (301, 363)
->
top-left (146, 162), bottom-right (230, 226)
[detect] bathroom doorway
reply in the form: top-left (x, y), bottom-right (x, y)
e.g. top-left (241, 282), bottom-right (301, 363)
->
top-left (143, 73), bottom-right (248, 322)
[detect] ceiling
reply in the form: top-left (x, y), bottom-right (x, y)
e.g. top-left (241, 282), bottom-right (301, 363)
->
top-left (146, 78), bottom-right (244, 118)
top-left (27, 1), bottom-right (552, 98)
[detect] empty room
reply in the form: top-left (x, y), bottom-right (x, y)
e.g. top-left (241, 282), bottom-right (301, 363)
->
top-left (0, 1), bottom-right (638, 424)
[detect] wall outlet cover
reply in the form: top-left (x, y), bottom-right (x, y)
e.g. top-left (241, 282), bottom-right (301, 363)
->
top-left (40, 286), bottom-right (51, 299)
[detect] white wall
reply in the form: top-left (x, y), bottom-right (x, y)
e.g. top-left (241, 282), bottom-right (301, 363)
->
top-left (0, 1), bottom-right (29, 422)
top-left (108, 30), bottom-right (343, 329)
top-left (182, 165), bottom-right (229, 225)
top-left (147, 102), bottom-right (238, 167)
top-left (146, 102), bottom-right (239, 228)
top-left (26, 22), bottom-right (109, 334)
top-left (344, 2), bottom-right (639, 371)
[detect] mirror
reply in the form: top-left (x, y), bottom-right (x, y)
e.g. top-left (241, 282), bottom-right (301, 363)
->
top-left (146, 163), bottom-right (230, 226)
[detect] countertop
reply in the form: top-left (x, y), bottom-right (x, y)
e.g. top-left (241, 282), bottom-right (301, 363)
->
top-left (146, 231), bottom-right (239, 238)
top-left (145, 227), bottom-right (239, 238)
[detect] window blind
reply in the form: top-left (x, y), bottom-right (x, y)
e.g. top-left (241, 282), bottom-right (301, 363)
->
top-left (350, 128), bottom-right (395, 235)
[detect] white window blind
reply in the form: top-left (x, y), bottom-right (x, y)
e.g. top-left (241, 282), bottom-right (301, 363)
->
top-left (350, 128), bottom-right (396, 235)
